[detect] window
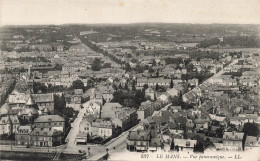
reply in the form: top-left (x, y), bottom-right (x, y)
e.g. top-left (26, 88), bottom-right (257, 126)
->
top-left (59, 123), bottom-right (62, 125)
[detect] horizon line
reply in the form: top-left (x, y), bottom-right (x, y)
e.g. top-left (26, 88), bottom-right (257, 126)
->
top-left (1, 22), bottom-right (260, 27)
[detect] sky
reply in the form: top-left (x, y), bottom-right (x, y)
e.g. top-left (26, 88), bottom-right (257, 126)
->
top-left (1, 0), bottom-right (260, 26)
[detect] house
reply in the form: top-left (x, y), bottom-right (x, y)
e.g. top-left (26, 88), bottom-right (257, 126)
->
top-left (244, 136), bottom-right (260, 151)
top-left (91, 118), bottom-right (114, 138)
top-left (69, 43), bottom-right (88, 53)
top-left (101, 103), bottom-right (123, 118)
top-left (200, 59), bottom-right (214, 67)
top-left (15, 126), bottom-right (32, 146)
top-left (223, 131), bottom-right (244, 151)
top-left (34, 115), bottom-right (65, 132)
top-left (98, 86), bottom-right (115, 103)
top-left (167, 88), bottom-right (180, 97)
top-left (111, 107), bottom-right (138, 131)
top-left (89, 88), bottom-right (103, 105)
top-left (137, 105), bottom-right (154, 120)
top-left (173, 138), bottom-right (197, 152)
top-left (136, 78), bottom-right (171, 88)
top-left (83, 101), bottom-right (102, 117)
top-left (149, 137), bottom-right (163, 152)
top-left (208, 114), bottom-right (227, 127)
top-left (79, 115), bottom-right (96, 135)
top-left (8, 93), bottom-right (55, 114)
top-left (0, 115), bottom-right (20, 134)
top-left (145, 88), bottom-right (155, 100)
top-left (127, 130), bottom-right (151, 152)
top-left (158, 93), bottom-right (170, 104)
top-left (30, 127), bottom-right (63, 147)
top-left (188, 78), bottom-right (199, 87)
top-left (57, 45), bottom-right (64, 52)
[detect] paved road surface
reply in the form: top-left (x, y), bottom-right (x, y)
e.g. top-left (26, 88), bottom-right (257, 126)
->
top-left (65, 101), bottom-right (89, 153)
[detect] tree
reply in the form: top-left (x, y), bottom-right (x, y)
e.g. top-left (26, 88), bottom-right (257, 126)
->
top-left (54, 94), bottom-right (66, 112)
top-left (102, 63), bottom-right (111, 68)
top-left (91, 58), bottom-right (102, 71)
top-left (72, 80), bottom-right (84, 91)
top-left (170, 140), bottom-right (175, 150)
top-left (170, 96), bottom-right (181, 106)
top-left (143, 84), bottom-right (148, 91)
top-left (156, 70), bottom-right (159, 77)
top-left (193, 141), bottom-right (204, 153)
top-left (170, 78), bottom-right (173, 88)
top-left (132, 80), bottom-right (136, 91)
top-left (118, 83), bottom-right (122, 89)
top-left (125, 62), bottom-right (131, 72)
top-left (155, 83), bottom-right (159, 91)
top-left (134, 90), bottom-right (146, 107)
top-left (111, 90), bottom-right (124, 105)
top-left (148, 68), bottom-right (154, 74)
top-left (124, 83), bottom-right (128, 90)
top-left (33, 82), bottom-right (47, 94)
top-left (243, 122), bottom-right (259, 136)
top-left (53, 64), bottom-right (62, 70)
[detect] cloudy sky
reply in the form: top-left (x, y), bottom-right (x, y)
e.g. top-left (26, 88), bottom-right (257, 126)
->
top-left (1, 0), bottom-right (260, 25)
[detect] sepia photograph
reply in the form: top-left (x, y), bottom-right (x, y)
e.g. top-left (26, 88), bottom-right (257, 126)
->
top-left (0, 0), bottom-right (260, 160)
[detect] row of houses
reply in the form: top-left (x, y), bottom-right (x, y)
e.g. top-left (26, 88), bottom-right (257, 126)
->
top-left (15, 115), bottom-right (65, 147)
top-left (77, 102), bottom-right (138, 143)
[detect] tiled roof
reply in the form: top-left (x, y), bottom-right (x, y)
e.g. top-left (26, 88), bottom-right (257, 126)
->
top-left (30, 127), bottom-right (62, 136)
top-left (103, 102), bottom-right (122, 109)
top-left (81, 115), bottom-right (96, 124)
top-left (92, 118), bottom-right (113, 128)
top-left (34, 115), bottom-right (65, 123)
top-left (8, 93), bottom-right (54, 104)
top-left (0, 115), bottom-right (20, 125)
top-left (17, 126), bottom-right (32, 134)
top-left (223, 131), bottom-right (244, 140)
top-left (174, 138), bottom-right (197, 148)
top-left (128, 130), bottom-right (151, 141)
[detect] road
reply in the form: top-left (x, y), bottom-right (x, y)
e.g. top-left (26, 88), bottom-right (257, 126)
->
top-left (86, 103), bottom-right (172, 160)
top-left (64, 101), bottom-right (89, 153)
top-left (206, 59), bottom-right (238, 83)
